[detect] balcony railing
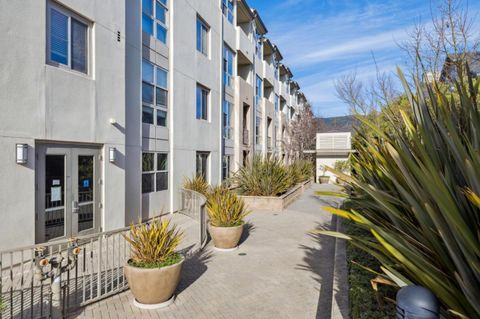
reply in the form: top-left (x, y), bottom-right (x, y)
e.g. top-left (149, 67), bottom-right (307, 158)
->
top-left (255, 134), bottom-right (261, 145)
top-left (223, 127), bottom-right (233, 140)
top-left (267, 137), bottom-right (272, 149)
top-left (243, 129), bottom-right (249, 145)
top-left (0, 189), bottom-right (206, 318)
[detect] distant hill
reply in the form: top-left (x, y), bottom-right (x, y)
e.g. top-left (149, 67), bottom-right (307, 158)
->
top-left (316, 115), bottom-right (357, 133)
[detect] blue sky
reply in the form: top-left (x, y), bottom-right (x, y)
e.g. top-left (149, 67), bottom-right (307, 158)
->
top-left (248, 0), bottom-right (480, 117)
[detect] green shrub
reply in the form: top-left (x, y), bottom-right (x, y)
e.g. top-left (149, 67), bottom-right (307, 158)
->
top-left (232, 155), bottom-right (294, 196)
top-left (289, 160), bottom-right (314, 183)
top-left (317, 68), bottom-right (480, 318)
top-left (182, 175), bottom-right (210, 197)
top-left (206, 186), bottom-right (251, 227)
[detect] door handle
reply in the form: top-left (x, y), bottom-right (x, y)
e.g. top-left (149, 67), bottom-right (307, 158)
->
top-left (72, 201), bottom-right (79, 214)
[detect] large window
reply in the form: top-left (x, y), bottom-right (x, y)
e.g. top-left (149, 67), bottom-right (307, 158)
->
top-left (142, 152), bottom-right (168, 193)
top-left (196, 152), bottom-right (209, 181)
top-left (255, 76), bottom-right (263, 108)
top-left (255, 33), bottom-right (262, 59)
top-left (47, 3), bottom-right (89, 74)
top-left (196, 85), bottom-right (209, 120)
top-left (222, 0), bottom-right (234, 24)
top-left (196, 17), bottom-right (209, 55)
top-left (142, 0), bottom-right (168, 44)
top-left (223, 45), bottom-right (234, 87)
top-left (222, 155), bottom-right (231, 180)
top-left (223, 100), bottom-right (232, 139)
top-left (142, 59), bottom-right (168, 126)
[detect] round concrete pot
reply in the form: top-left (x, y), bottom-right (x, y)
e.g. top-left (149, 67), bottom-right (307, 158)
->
top-left (124, 257), bottom-right (184, 307)
top-left (318, 176), bottom-right (330, 184)
top-left (208, 223), bottom-right (243, 250)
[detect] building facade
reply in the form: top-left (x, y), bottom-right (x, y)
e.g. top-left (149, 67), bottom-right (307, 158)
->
top-left (0, 0), bottom-right (307, 251)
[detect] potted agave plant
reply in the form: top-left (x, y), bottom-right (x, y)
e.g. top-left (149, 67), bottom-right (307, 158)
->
top-left (207, 186), bottom-right (251, 251)
top-left (318, 165), bottom-right (330, 184)
top-left (123, 219), bottom-right (184, 309)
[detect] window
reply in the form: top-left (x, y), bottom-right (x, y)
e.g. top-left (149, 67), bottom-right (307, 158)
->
top-left (223, 45), bottom-right (234, 87)
top-left (222, 0), bottom-right (234, 24)
top-left (196, 17), bottom-right (209, 55)
top-left (142, 59), bottom-right (168, 126)
top-left (255, 76), bottom-right (263, 107)
top-left (223, 100), bottom-right (232, 139)
top-left (142, 0), bottom-right (168, 44)
top-left (274, 63), bottom-right (279, 80)
top-left (142, 152), bottom-right (168, 193)
top-left (275, 94), bottom-right (279, 112)
top-left (196, 152), bottom-right (209, 181)
top-left (255, 115), bottom-right (261, 144)
top-left (255, 33), bottom-right (262, 59)
top-left (196, 85), bottom-right (209, 120)
top-left (222, 155), bottom-right (231, 180)
top-left (47, 4), bottom-right (89, 74)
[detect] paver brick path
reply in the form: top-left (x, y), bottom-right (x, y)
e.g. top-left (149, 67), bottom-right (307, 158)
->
top-left (73, 184), bottom-right (348, 319)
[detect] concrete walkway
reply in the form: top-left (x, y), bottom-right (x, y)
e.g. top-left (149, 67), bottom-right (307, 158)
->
top-left (73, 184), bottom-right (349, 319)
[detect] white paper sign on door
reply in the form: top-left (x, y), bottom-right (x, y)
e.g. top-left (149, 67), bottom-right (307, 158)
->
top-left (51, 186), bottom-right (61, 202)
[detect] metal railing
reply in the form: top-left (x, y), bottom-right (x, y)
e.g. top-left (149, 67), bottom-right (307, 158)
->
top-left (0, 190), bottom-right (207, 318)
top-left (243, 129), bottom-right (249, 145)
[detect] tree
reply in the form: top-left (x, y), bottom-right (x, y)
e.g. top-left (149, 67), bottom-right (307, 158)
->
top-left (284, 104), bottom-right (317, 161)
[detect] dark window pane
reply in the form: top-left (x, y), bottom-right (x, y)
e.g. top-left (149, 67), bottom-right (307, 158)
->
top-left (157, 110), bottom-right (167, 126)
top-left (142, 82), bottom-right (154, 104)
top-left (156, 68), bottom-right (167, 88)
top-left (156, 172), bottom-right (168, 191)
top-left (157, 153), bottom-right (168, 170)
top-left (142, 60), bottom-right (154, 83)
top-left (50, 9), bottom-right (68, 65)
top-left (142, 105), bottom-right (154, 124)
top-left (156, 24), bottom-right (167, 43)
top-left (142, 153), bottom-right (155, 171)
top-left (142, 13), bottom-right (153, 35)
top-left (201, 89), bottom-right (208, 120)
top-left (196, 87), bottom-right (202, 119)
top-left (156, 87), bottom-right (168, 107)
top-left (142, 173), bottom-right (155, 193)
top-left (71, 19), bottom-right (88, 73)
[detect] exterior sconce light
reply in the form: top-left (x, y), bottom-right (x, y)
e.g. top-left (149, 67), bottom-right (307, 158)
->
top-left (16, 144), bottom-right (28, 164)
top-left (109, 147), bottom-right (116, 163)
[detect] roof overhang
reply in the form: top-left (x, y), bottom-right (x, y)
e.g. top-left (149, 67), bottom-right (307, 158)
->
top-left (252, 9), bottom-right (268, 35)
top-left (263, 38), bottom-right (275, 56)
top-left (274, 45), bottom-right (283, 62)
top-left (236, 0), bottom-right (254, 24)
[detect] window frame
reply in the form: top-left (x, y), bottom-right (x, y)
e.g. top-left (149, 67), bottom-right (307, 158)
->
top-left (222, 0), bottom-right (234, 24)
top-left (223, 45), bottom-right (235, 87)
top-left (142, 152), bottom-right (169, 194)
top-left (255, 75), bottom-right (263, 108)
top-left (196, 84), bottom-right (209, 121)
top-left (196, 152), bottom-right (210, 182)
top-left (222, 155), bottom-right (231, 180)
top-left (46, 2), bottom-right (91, 75)
top-left (255, 115), bottom-right (261, 145)
top-left (223, 100), bottom-right (232, 139)
top-left (142, 0), bottom-right (169, 44)
top-left (142, 59), bottom-right (168, 127)
top-left (196, 16), bottom-right (209, 56)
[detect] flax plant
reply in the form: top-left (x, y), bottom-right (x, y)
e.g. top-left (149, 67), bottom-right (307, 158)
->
top-left (316, 68), bottom-right (480, 318)
top-left (232, 155), bottom-right (294, 196)
top-left (206, 186), bottom-right (251, 227)
top-left (289, 160), bottom-right (315, 184)
top-left (124, 219), bottom-right (184, 268)
top-left (182, 175), bottom-right (210, 196)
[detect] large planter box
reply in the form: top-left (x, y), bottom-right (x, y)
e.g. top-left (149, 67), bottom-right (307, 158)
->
top-left (239, 180), bottom-right (311, 211)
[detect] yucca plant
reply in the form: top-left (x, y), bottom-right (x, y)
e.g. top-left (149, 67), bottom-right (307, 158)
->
top-left (316, 68), bottom-right (480, 318)
top-left (289, 160), bottom-right (314, 184)
top-left (231, 155), bottom-right (294, 196)
top-left (206, 186), bottom-right (251, 227)
top-left (123, 219), bottom-right (184, 268)
top-left (182, 175), bottom-right (210, 196)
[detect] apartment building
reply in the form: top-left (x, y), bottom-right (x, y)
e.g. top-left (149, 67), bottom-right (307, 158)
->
top-left (0, 0), bottom-right (307, 251)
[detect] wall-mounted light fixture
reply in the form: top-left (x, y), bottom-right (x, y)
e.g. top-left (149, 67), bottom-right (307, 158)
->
top-left (109, 147), bottom-right (116, 163)
top-left (16, 144), bottom-right (28, 164)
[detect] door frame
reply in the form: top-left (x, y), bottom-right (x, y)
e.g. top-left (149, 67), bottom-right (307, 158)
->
top-left (35, 143), bottom-right (102, 243)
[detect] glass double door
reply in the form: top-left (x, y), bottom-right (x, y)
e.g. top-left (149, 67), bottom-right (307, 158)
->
top-left (36, 144), bottom-right (101, 243)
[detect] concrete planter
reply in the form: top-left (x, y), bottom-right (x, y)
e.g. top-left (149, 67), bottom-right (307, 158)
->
top-left (318, 176), bottom-right (330, 184)
top-left (124, 257), bottom-right (184, 308)
top-left (208, 223), bottom-right (243, 250)
top-left (239, 180), bottom-right (311, 211)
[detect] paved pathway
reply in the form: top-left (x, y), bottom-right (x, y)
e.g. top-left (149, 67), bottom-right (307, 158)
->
top-left (73, 184), bottom-right (348, 319)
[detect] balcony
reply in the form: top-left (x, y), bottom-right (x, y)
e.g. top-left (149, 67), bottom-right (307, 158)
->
top-left (267, 137), bottom-right (272, 149)
top-left (280, 82), bottom-right (288, 99)
top-left (243, 129), bottom-right (249, 145)
top-left (255, 134), bottom-right (262, 145)
top-left (263, 61), bottom-right (275, 86)
top-left (235, 76), bottom-right (254, 106)
top-left (236, 28), bottom-right (254, 64)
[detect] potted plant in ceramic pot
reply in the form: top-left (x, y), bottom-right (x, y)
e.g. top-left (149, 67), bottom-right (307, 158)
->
top-left (318, 165), bottom-right (330, 184)
top-left (123, 219), bottom-right (184, 309)
top-left (206, 186), bottom-right (251, 251)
